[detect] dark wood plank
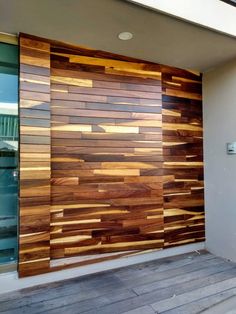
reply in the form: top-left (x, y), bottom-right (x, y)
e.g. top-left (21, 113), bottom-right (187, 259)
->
top-left (19, 34), bottom-right (51, 277)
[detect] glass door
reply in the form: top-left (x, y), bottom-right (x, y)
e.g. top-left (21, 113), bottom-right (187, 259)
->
top-left (0, 42), bottom-right (18, 266)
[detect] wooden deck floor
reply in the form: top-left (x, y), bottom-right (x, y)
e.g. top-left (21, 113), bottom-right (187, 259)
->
top-left (1, 250), bottom-right (236, 314)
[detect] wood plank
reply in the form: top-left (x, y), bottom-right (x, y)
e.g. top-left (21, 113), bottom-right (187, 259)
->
top-left (49, 41), bottom-right (165, 265)
top-left (18, 33), bottom-right (204, 276)
top-left (151, 276), bottom-right (236, 313)
top-left (1, 252), bottom-right (236, 314)
top-left (64, 267), bottom-right (236, 314)
top-left (161, 288), bottom-right (236, 314)
top-left (133, 261), bottom-right (234, 295)
top-left (18, 34), bottom-right (51, 277)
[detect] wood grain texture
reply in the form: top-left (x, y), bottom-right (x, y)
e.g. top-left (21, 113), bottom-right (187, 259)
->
top-left (19, 35), bottom-right (51, 277)
top-left (162, 70), bottom-right (205, 248)
top-left (2, 252), bottom-right (236, 314)
top-left (50, 46), bottom-right (164, 262)
top-left (18, 33), bottom-right (204, 276)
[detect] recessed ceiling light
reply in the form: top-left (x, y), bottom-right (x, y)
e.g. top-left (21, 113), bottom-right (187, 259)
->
top-left (118, 32), bottom-right (133, 41)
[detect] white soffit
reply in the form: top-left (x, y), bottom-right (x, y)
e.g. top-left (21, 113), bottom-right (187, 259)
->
top-left (0, 0), bottom-right (236, 71)
top-left (128, 0), bottom-right (236, 38)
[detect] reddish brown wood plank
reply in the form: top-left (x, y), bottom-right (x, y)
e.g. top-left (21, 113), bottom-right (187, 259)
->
top-left (18, 32), bottom-right (204, 277)
top-left (162, 71), bottom-right (204, 248)
top-left (19, 34), bottom-right (51, 277)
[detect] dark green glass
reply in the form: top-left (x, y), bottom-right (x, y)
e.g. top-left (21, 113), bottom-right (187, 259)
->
top-left (0, 42), bottom-right (18, 264)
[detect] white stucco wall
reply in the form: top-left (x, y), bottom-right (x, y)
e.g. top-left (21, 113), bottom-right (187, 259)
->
top-left (203, 59), bottom-right (236, 262)
top-left (129, 0), bottom-right (236, 37)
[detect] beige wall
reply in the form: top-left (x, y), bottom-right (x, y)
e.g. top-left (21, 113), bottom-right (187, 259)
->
top-left (203, 59), bottom-right (236, 261)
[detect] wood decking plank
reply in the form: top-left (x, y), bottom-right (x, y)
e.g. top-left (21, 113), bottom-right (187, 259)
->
top-left (161, 288), bottom-right (236, 314)
top-left (151, 276), bottom-right (236, 313)
top-left (1, 253), bottom-right (236, 314)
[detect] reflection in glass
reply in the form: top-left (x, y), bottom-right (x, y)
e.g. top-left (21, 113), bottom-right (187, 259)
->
top-left (0, 42), bottom-right (18, 264)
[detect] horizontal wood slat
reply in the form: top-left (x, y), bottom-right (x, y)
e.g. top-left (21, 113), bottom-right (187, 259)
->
top-left (19, 35), bottom-right (51, 277)
top-left (162, 72), bottom-right (204, 248)
top-left (50, 46), bottom-right (164, 262)
top-left (18, 33), bottom-right (204, 277)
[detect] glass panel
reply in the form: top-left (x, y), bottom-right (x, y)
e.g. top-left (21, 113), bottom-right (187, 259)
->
top-left (0, 42), bottom-right (18, 265)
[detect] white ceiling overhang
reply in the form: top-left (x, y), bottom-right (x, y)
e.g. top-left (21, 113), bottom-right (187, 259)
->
top-left (128, 0), bottom-right (236, 38)
top-left (0, 0), bottom-right (236, 72)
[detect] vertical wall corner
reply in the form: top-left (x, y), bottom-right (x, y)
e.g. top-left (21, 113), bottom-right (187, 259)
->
top-left (18, 34), bottom-right (51, 277)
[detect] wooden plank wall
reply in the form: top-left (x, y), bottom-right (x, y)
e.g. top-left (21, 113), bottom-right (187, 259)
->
top-left (162, 69), bottom-right (205, 248)
top-left (19, 36), bottom-right (51, 276)
top-left (50, 46), bottom-right (164, 263)
top-left (18, 33), bottom-right (204, 277)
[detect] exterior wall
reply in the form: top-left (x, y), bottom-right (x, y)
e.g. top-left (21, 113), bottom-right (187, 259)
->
top-left (203, 59), bottom-right (236, 262)
top-left (162, 69), bottom-right (204, 248)
top-left (50, 45), bottom-right (164, 262)
top-left (19, 37), bottom-right (51, 277)
top-left (19, 33), bottom-right (204, 277)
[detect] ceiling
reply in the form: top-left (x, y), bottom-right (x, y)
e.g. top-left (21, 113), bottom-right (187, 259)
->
top-left (0, 0), bottom-right (236, 72)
